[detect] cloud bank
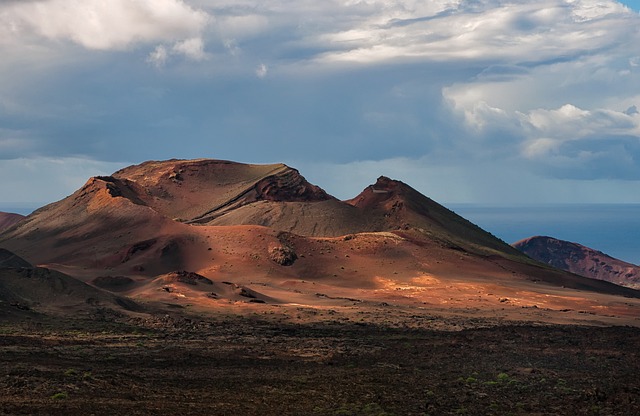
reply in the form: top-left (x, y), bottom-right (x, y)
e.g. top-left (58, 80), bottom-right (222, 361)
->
top-left (1, 0), bottom-right (208, 50)
top-left (0, 0), bottom-right (639, 205)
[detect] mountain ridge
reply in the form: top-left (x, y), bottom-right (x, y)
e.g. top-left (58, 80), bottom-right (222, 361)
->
top-left (1, 159), bottom-right (525, 260)
top-left (1, 158), bottom-right (640, 323)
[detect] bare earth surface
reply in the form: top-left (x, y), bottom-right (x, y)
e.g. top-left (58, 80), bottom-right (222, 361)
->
top-left (2, 159), bottom-right (640, 415)
top-left (0, 212), bottom-right (24, 233)
top-left (1, 310), bottom-right (639, 416)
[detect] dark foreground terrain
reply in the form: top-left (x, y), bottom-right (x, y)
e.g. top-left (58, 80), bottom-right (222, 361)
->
top-left (1, 312), bottom-right (639, 416)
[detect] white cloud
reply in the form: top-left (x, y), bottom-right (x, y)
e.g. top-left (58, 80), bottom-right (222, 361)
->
top-left (570, 0), bottom-right (628, 21)
top-left (445, 93), bottom-right (640, 178)
top-left (223, 39), bottom-right (241, 56)
top-left (2, 0), bottom-right (640, 204)
top-left (255, 63), bottom-right (268, 78)
top-left (525, 104), bottom-right (637, 138)
top-left (522, 137), bottom-right (561, 158)
top-left (456, 101), bottom-right (512, 132)
top-left (0, 0), bottom-right (209, 50)
top-left (311, 0), bottom-right (635, 66)
top-left (146, 37), bottom-right (207, 68)
top-left (172, 37), bottom-right (207, 61)
top-left (146, 45), bottom-right (168, 68)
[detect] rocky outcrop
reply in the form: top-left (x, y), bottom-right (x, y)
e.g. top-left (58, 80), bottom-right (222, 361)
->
top-left (268, 245), bottom-right (298, 266)
top-left (254, 167), bottom-right (333, 202)
top-left (163, 271), bottom-right (213, 285)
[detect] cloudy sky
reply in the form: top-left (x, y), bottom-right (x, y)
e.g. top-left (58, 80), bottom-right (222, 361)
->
top-left (1, 0), bottom-right (640, 210)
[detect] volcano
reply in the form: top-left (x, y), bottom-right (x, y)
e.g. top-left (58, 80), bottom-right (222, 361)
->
top-left (1, 158), bottom-right (639, 324)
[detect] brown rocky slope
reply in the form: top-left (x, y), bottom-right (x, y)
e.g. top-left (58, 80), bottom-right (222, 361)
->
top-left (1, 158), bottom-right (639, 325)
top-left (0, 159), bottom-right (523, 267)
top-left (514, 235), bottom-right (640, 289)
top-left (0, 247), bottom-right (140, 318)
top-left (0, 211), bottom-right (24, 232)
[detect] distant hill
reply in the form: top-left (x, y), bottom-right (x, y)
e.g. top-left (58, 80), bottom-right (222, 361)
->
top-left (513, 236), bottom-right (640, 289)
top-left (0, 212), bottom-right (24, 232)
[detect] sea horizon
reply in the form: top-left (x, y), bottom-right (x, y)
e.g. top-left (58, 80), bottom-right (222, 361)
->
top-left (449, 203), bottom-right (640, 266)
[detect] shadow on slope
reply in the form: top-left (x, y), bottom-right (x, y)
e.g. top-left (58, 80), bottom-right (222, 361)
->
top-left (0, 266), bottom-right (143, 317)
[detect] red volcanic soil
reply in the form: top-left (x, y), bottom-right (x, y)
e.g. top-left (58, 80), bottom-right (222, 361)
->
top-left (514, 236), bottom-right (640, 289)
top-left (0, 211), bottom-right (24, 232)
top-left (109, 159), bottom-right (333, 224)
top-left (3, 159), bottom-right (640, 416)
top-left (1, 159), bottom-right (639, 327)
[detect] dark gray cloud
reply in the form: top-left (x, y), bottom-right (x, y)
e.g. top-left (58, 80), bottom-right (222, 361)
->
top-left (525, 135), bottom-right (640, 180)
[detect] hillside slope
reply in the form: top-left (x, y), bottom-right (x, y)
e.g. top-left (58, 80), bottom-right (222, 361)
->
top-left (514, 236), bottom-right (640, 289)
top-left (0, 212), bottom-right (24, 232)
top-left (1, 159), bottom-right (524, 265)
top-left (1, 158), bottom-right (639, 321)
top-left (0, 247), bottom-right (141, 317)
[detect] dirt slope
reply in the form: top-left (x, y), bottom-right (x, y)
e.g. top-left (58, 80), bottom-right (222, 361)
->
top-left (1, 158), bottom-right (639, 326)
top-left (346, 176), bottom-right (524, 257)
top-left (111, 159), bottom-right (333, 223)
top-left (0, 248), bottom-right (32, 268)
top-left (0, 158), bottom-right (525, 270)
top-left (0, 212), bottom-right (24, 232)
top-left (514, 236), bottom-right (640, 289)
top-left (0, 266), bottom-right (141, 317)
top-left (0, 175), bottom-right (189, 272)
